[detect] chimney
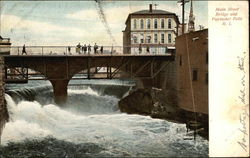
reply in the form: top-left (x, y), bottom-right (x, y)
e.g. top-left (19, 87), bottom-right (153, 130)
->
top-left (149, 4), bottom-right (152, 12)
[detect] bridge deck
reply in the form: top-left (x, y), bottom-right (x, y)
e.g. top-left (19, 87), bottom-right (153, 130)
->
top-left (3, 53), bottom-right (175, 103)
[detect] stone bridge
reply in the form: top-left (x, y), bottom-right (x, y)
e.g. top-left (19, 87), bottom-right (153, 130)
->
top-left (3, 55), bottom-right (175, 104)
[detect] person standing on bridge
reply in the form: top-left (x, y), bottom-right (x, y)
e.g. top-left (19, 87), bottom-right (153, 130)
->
top-left (68, 46), bottom-right (71, 55)
top-left (139, 43), bottom-right (142, 54)
top-left (22, 44), bottom-right (27, 55)
top-left (100, 46), bottom-right (103, 54)
top-left (76, 43), bottom-right (81, 54)
top-left (83, 44), bottom-right (87, 54)
top-left (88, 44), bottom-right (91, 54)
top-left (94, 43), bottom-right (98, 54)
top-left (146, 46), bottom-right (150, 54)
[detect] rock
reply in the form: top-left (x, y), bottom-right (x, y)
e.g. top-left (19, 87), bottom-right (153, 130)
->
top-left (118, 88), bottom-right (186, 123)
top-left (118, 88), bottom-right (208, 140)
top-left (118, 88), bottom-right (154, 115)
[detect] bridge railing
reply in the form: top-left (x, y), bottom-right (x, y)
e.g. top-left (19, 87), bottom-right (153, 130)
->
top-left (7, 46), bottom-right (175, 56)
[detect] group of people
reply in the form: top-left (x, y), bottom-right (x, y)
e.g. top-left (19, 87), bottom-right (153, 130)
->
top-left (69, 43), bottom-right (104, 54)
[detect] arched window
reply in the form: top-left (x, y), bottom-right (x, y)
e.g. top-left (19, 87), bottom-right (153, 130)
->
top-left (168, 19), bottom-right (172, 29)
top-left (154, 34), bottom-right (158, 43)
top-left (161, 34), bottom-right (165, 43)
top-left (147, 19), bottom-right (151, 29)
top-left (168, 33), bottom-right (172, 43)
top-left (154, 19), bottom-right (158, 29)
top-left (140, 19), bottom-right (144, 29)
top-left (133, 19), bottom-right (137, 29)
top-left (133, 36), bottom-right (138, 44)
top-left (161, 19), bottom-right (165, 29)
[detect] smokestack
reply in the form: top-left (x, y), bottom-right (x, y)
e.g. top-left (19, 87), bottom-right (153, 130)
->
top-left (149, 4), bottom-right (152, 12)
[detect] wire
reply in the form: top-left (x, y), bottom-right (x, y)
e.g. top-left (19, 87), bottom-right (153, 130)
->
top-left (95, 0), bottom-right (117, 45)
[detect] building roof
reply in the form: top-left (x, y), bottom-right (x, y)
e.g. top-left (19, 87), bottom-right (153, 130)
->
top-left (131, 9), bottom-right (175, 15)
top-left (125, 9), bottom-right (180, 25)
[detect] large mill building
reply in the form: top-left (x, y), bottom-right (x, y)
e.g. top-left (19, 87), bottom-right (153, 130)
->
top-left (123, 4), bottom-right (180, 54)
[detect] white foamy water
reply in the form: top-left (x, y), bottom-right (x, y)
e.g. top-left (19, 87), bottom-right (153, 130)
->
top-left (2, 84), bottom-right (208, 157)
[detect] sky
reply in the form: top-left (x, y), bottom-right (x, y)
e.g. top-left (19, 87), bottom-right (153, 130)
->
top-left (0, 0), bottom-right (208, 46)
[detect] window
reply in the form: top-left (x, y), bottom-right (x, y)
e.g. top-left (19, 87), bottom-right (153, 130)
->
top-left (168, 19), bottom-right (172, 29)
top-left (206, 52), bottom-right (208, 64)
top-left (161, 34), bottom-right (164, 43)
top-left (154, 19), bottom-right (158, 29)
top-left (168, 33), bottom-right (172, 43)
top-left (140, 34), bottom-right (144, 43)
top-left (146, 36), bottom-right (151, 43)
top-left (179, 55), bottom-right (182, 66)
top-left (205, 72), bottom-right (208, 84)
top-left (154, 34), bottom-right (158, 43)
top-left (192, 69), bottom-right (198, 81)
top-left (140, 19), bottom-right (144, 29)
top-left (133, 36), bottom-right (138, 44)
top-left (161, 19), bottom-right (165, 29)
top-left (133, 19), bottom-right (137, 29)
top-left (140, 39), bottom-right (144, 43)
top-left (147, 19), bottom-right (151, 29)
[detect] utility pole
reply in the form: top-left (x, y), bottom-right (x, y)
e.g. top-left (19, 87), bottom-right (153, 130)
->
top-left (182, 0), bottom-right (185, 34)
top-left (178, 0), bottom-right (189, 35)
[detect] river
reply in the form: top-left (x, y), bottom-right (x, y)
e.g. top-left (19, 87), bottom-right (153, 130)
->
top-left (0, 79), bottom-right (208, 157)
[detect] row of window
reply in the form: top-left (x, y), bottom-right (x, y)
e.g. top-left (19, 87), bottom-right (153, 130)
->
top-left (133, 33), bottom-right (172, 44)
top-left (133, 19), bottom-right (172, 30)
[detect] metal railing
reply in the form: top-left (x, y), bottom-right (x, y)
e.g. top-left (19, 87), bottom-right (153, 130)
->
top-left (4, 45), bottom-right (174, 56)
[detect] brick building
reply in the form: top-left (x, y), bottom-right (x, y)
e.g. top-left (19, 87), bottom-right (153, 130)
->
top-left (175, 29), bottom-right (208, 115)
top-left (123, 4), bottom-right (180, 54)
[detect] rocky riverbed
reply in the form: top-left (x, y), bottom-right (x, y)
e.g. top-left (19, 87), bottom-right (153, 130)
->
top-left (118, 88), bottom-right (208, 139)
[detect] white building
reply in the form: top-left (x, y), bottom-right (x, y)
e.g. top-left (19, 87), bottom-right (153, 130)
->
top-left (123, 4), bottom-right (180, 54)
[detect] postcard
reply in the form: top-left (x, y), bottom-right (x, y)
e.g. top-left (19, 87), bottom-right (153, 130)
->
top-left (0, 0), bottom-right (249, 157)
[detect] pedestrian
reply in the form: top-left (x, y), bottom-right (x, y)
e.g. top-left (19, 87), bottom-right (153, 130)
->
top-left (100, 46), bottom-right (103, 54)
top-left (82, 45), bottom-right (84, 53)
top-left (22, 44), bottom-right (27, 55)
top-left (146, 46), bottom-right (150, 54)
top-left (139, 43), bottom-right (142, 54)
top-left (76, 43), bottom-right (81, 54)
top-left (68, 46), bottom-right (71, 54)
top-left (94, 43), bottom-right (98, 54)
top-left (83, 44), bottom-right (87, 54)
top-left (88, 44), bottom-right (91, 54)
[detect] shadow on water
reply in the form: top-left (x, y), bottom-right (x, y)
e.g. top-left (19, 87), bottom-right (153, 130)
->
top-left (0, 137), bottom-right (109, 158)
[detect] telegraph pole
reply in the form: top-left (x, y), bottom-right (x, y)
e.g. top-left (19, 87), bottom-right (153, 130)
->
top-left (182, 0), bottom-right (185, 34)
top-left (178, 0), bottom-right (189, 35)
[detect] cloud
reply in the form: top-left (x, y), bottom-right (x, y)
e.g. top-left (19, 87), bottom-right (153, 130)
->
top-left (1, 1), bottom-right (207, 46)
top-left (1, 14), bottom-right (88, 45)
top-left (2, 14), bottom-right (85, 36)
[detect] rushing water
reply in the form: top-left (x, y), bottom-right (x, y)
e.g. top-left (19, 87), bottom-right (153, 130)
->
top-left (1, 80), bottom-right (208, 157)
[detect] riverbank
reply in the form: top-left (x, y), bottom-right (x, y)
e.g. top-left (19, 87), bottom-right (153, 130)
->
top-left (118, 88), bottom-right (208, 140)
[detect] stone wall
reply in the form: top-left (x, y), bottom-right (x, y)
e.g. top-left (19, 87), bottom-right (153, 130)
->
top-left (0, 56), bottom-right (8, 140)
